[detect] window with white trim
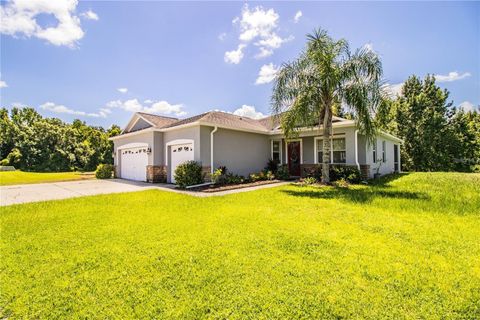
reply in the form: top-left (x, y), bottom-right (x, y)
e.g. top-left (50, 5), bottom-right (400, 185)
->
top-left (316, 139), bottom-right (324, 163)
top-left (373, 141), bottom-right (377, 163)
top-left (332, 138), bottom-right (346, 163)
top-left (382, 140), bottom-right (386, 162)
top-left (272, 140), bottom-right (281, 164)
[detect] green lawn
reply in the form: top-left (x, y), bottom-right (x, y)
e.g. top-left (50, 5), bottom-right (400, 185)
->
top-left (1, 173), bottom-right (479, 318)
top-left (0, 171), bottom-right (94, 186)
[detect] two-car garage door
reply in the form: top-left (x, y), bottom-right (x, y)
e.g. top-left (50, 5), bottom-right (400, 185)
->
top-left (120, 147), bottom-right (148, 181)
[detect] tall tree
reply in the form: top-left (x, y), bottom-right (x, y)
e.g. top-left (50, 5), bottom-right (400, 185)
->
top-left (272, 28), bottom-right (385, 183)
top-left (384, 75), bottom-right (454, 171)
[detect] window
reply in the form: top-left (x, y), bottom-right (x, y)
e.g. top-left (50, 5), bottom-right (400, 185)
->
top-left (332, 138), bottom-right (346, 163)
top-left (373, 141), bottom-right (377, 163)
top-left (316, 139), bottom-right (324, 163)
top-left (382, 140), bottom-right (386, 163)
top-left (272, 140), bottom-right (281, 164)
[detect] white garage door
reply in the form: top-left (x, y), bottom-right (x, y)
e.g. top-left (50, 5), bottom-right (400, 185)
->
top-left (170, 143), bottom-right (194, 183)
top-left (120, 147), bottom-right (148, 181)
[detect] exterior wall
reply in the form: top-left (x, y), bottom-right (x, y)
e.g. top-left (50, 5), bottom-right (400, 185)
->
top-left (113, 131), bottom-right (155, 177)
top-left (212, 128), bottom-right (270, 177)
top-left (364, 135), bottom-right (400, 177)
top-left (199, 126), bottom-right (212, 165)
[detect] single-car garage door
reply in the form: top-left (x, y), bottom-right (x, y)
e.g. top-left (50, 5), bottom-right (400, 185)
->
top-left (120, 147), bottom-right (148, 181)
top-left (170, 143), bottom-right (194, 183)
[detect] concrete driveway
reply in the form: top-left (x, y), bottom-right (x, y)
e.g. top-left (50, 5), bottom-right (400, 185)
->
top-left (0, 179), bottom-right (166, 206)
top-left (0, 179), bottom-right (290, 206)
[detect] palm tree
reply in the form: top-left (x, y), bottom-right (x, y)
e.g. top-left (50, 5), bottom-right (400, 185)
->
top-left (272, 28), bottom-right (385, 183)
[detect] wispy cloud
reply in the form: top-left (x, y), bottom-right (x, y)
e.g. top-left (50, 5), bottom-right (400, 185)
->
top-left (0, 0), bottom-right (96, 48)
top-left (117, 88), bottom-right (128, 93)
top-left (106, 99), bottom-right (187, 117)
top-left (0, 80), bottom-right (7, 88)
top-left (293, 10), bottom-right (302, 23)
top-left (255, 63), bottom-right (279, 85)
top-left (434, 71), bottom-right (471, 83)
top-left (80, 10), bottom-right (99, 21)
top-left (40, 102), bottom-right (107, 118)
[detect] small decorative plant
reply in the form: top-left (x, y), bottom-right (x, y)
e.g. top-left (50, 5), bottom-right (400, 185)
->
top-left (265, 159), bottom-right (278, 174)
top-left (276, 165), bottom-right (290, 180)
top-left (302, 176), bottom-right (317, 185)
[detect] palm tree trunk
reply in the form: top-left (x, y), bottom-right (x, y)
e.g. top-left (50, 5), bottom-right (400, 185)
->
top-left (321, 106), bottom-right (332, 183)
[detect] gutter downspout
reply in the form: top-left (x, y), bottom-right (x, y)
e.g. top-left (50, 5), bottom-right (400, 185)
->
top-left (354, 129), bottom-right (360, 171)
top-left (210, 126), bottom-right (218, 174)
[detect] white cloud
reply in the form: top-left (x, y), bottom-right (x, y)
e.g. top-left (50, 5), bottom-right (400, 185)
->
top-left (434, 71), bottom-right (471, 83)
top-left (383, 83), bottom-right (403, 98)
top-left (144, 99), bottom-right (153, 104)
top-left (294, 10), bottom-right (302, 23)
top-left (224, 44), bottom-right (246, 64)
top-left (255, 63), bottom-right (279, 85)
top-left (106, 99), bottom-right (187, 117)
top-left (218, 32), bottom-right (227, 41)
top-left (80, 10), bottom-right (98, 21)
top-left (233, 104), bottom-right (266, 119)
top-left (11, 102), bottom-right (27, 108)
top-left (0, 0), bottom-right (93, 48)
top-left (117, 87), bottom-right (128, 93)
top-left (0, 80), bottom-right (7, 88)
top-left (40, 101), bottom-right (106, 118)
top-left (459, 101), bottom-right (478, 112)
top-left (225, 4), bottom-right (292, 63)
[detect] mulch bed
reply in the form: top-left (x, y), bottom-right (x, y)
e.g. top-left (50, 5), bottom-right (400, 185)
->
top-left (194, 180), bottom-right (283, 193)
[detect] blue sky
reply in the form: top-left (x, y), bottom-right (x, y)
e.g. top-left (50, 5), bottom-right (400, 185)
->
top-left (1, 1), bottom-right (479, 128)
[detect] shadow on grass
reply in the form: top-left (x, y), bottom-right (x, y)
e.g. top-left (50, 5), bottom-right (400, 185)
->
top-left (282, 174), bottom-right (430, 204)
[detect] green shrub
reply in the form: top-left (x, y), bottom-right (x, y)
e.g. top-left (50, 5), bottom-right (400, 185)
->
top-left (265, 170), bottom-right (275, 180)
top-left (265, 159), bottom-right (278, 173)
top-left (95, 164), bottom-right (114, 179)
top-left (307, 165), bottom-right (361, 183)
top-left (226, 173), bottom-right (244, 184)
top-left (211, 168), bottom-right (225, 185)
top-left (0, 158), bottom-right (9, 166)
top-left (276, 165), bottom-right (290, 180)
top-left (174, 161), bottom-right (204, 188)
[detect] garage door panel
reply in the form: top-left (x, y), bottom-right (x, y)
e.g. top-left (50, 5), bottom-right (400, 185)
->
top-left (120, 147), bottom-right (148, 181)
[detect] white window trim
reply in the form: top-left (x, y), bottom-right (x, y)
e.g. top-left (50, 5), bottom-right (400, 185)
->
top-left (314, 135), bottom-right (346, 164)
top-left (165, 139), bottom-right (194, 166)
top-left (271, 139), bottom-right (283, 165)
top-left (285, 139), bottom-right (303, 164)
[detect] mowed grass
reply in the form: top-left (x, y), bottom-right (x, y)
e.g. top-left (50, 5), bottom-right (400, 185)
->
top-left (0, 171), bottom-right (94, 186)
top-left (1, 173), bottom-right (479, 318)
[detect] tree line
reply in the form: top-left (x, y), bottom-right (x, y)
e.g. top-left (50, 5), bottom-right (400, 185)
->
top-left (376, 75), bottom-right (480, 172)
top-left (0, 107), bottom-right (121, 172)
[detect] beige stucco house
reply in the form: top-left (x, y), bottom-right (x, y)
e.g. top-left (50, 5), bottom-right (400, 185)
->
top-left (110, 111), bottom-right (403, 183)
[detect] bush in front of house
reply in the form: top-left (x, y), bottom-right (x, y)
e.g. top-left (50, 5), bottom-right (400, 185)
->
top-left (276, 165), bottom-right (290, 180)
top-left (95, 164), bottom-right (115, 179)
top-left (308, 165), bottom-right (361, 183)
top-left (174, 161), bottom-right (204, 188)
top-left (265, 159), bottom-right (278, 174)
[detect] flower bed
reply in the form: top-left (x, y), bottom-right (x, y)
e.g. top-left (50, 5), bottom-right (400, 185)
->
top-left (195, 179), bottom-right (282, 193)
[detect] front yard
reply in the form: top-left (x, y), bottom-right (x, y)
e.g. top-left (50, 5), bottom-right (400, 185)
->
top-left (1, 172), bottom-right (479, 318)
top-left (0, 171), bottom-right (94, 186)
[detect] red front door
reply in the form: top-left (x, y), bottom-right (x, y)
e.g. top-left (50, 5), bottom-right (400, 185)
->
top-left (287, 141), bottom-right (301, 176)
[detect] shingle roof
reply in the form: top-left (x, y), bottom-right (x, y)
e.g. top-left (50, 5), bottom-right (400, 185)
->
top-left (137, 112), bottom-right (178, 128)
top-left (130, 111), bottom-right (350, 134)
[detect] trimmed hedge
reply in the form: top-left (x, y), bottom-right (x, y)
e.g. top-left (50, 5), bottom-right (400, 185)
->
top-left (174, 161), bottom-right (204, 189)
top-left (306, 165), bottom-right (361, 183)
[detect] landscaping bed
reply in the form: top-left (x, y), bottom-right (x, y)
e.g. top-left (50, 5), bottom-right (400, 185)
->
top-left (196, 179), bottom-right (283, 193)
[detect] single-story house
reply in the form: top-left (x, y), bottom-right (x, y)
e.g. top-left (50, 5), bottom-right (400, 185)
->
top-left (110, 111), bottom-right (403, 183)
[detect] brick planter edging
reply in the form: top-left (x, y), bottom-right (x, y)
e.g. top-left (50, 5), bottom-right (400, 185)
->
top-left (146, 165), bottom-right (167, 183)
